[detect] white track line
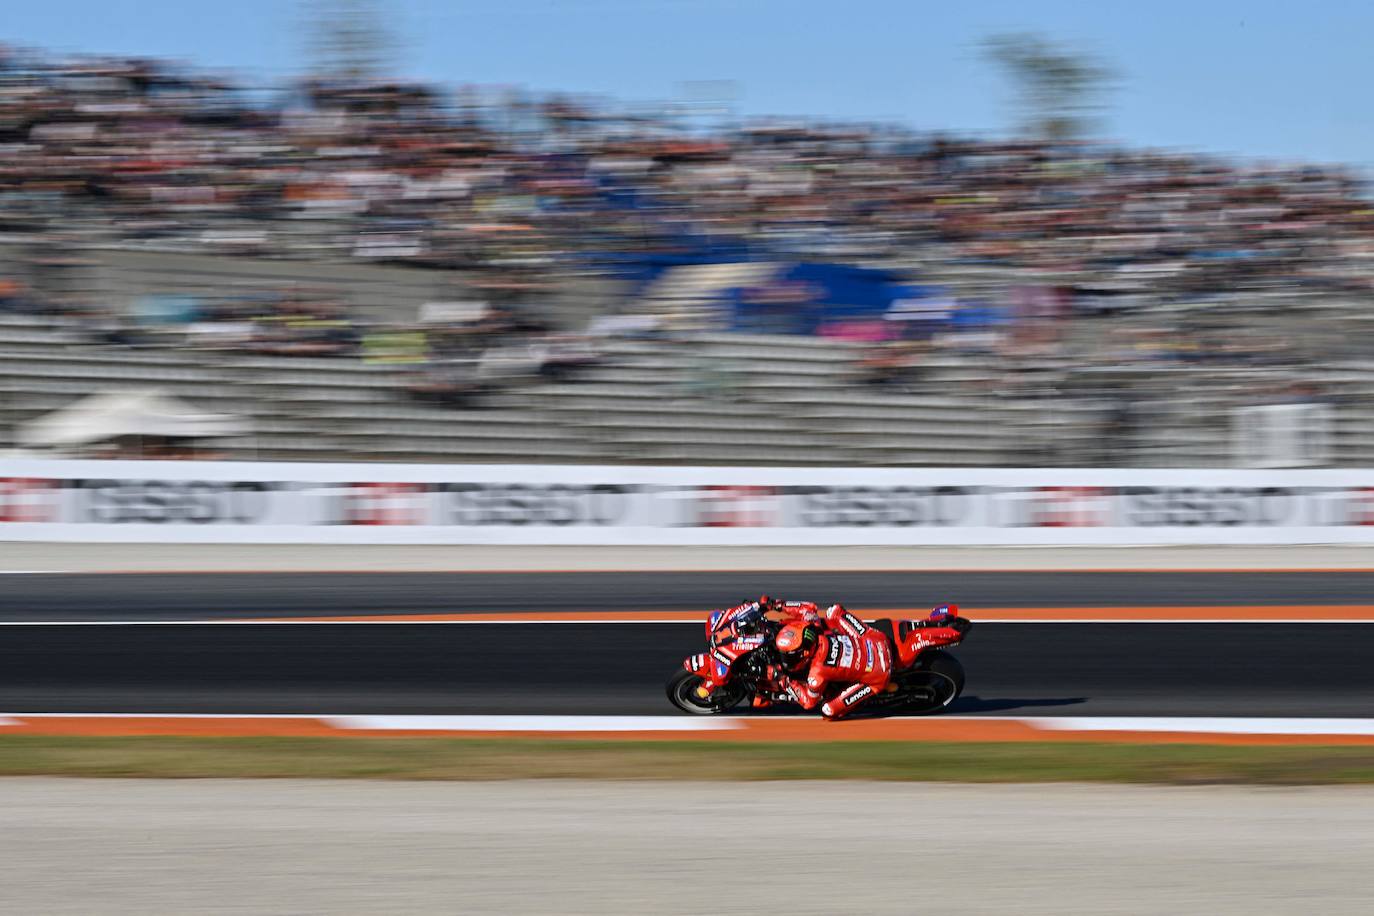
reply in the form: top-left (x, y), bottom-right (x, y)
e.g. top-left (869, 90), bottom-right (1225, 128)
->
top-left (0, 619), bottom-right (693, 626)
top-left (0, 712), bottom-right (321, 719)
top-left (324, 715), bottom-right (741, 731)
top-left (5, 713), bottom-right (1374, 736)
top-left (1027, 717), bottom-right (1374, 736)
top-left (0, 618), bottom-right (1370, 626)
top-left (0, 713), bottom-right (739, 731)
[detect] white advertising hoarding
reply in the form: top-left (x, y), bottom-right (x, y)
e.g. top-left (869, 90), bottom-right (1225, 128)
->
top-left (3, 460), bottom-right (1374, 545)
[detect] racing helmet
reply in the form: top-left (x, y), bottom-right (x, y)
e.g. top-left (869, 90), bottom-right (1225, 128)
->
top-left (775, 621), bottom-right (820, 669)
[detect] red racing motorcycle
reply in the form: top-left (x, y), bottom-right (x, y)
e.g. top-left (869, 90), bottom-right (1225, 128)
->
top-left (666, 604), bottom-right (972, 716)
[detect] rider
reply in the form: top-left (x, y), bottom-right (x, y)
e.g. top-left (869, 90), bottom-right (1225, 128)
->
top-left (773, 603), bottom-right (893, 719)
top-left (772, 602), bottom-right (963, 720)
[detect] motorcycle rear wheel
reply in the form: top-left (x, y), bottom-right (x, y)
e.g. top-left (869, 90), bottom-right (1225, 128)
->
top-left (666, 669), bottom-right (746, 715)
top-left (894, 651), bottom-right (965, 715)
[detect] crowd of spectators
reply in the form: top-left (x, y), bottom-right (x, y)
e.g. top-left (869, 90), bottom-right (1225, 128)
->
top-left (4, 41), bottom-right (1373, 439)
top-left (3, 43), bottom-right (1373, 298)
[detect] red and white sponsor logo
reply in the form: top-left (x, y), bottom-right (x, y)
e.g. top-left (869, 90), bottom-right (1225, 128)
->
top-left (842, 685), bottom-right (874, 707)
top-left (346, 482), bottom-right (426, 526)
top-left (697, 486), bottom-right (777, 528)
top-left (1034, 486), bottom-right (1110, 527)
top-left (1348, 488), bottom-right (1374, 526)
top-left (0, 478), bottom-right (58, 523)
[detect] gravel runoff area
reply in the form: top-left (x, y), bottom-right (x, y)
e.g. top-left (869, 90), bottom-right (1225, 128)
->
top-left (4, 542), bottom-right (1374, 571)
top-left (4, 779), bottom-right (1374, 915)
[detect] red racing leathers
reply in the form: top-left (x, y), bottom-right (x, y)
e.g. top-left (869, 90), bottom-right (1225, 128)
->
top-left (780, 604), bottom-right (892, 719)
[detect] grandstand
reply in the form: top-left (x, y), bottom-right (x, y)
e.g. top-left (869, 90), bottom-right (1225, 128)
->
top-left (0, 308), bottom-right (1073, 465)
top-left (3, 45), bottom-right (1372, 467)
top-left (6, 290), bottom-right (1373, 467)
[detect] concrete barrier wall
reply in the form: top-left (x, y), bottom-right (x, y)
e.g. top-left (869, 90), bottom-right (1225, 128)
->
top-left (5, 459), bottom-right (1374, 545)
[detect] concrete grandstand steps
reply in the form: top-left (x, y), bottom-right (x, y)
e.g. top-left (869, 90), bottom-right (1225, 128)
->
top-left (843, 428), bottom-right (1021, 448)
top-left (88, 247), bottom-right (456, 321)
top-left (613, 445), bottom-right (841, 465)
top-left (817, 425), bottom-right (1018, 446)
top-left (238, 390), bottom-right (598, 461)
top-left (242, 389), bottom-right (401, 406)
top-left (0, 347), bottom-right (215, 368)
top-left (223, 356), bottom-right (403, 374)
top-left (692, 349), bottom-right (858, 369)
top-left (721, 366), bottom-right (859, 388)
top-left (0, 314), bottom-right (87, 331)
top-left (218, 437), bottom-right (361, 460)
top-left (13, 302), bottom-right (1366, 465)
top-left (0, 378), bottom-right (245, 402)
top-left (575, 366), bottom-right (689, 387)
top-left (530, 386), bottom-right (814, 420)
top-left (527, 384), bottom-right (684, 405)
top-left (530, 397), bottom-right (778, 417)
top-left (323, 441), bottom-right (601, 463)
top-left (234, 418), bottom-right (352, 436)
top-left (228, 372), bottom-right (407, 392)
top-left (755, 391), bottom-right (1004, 413)
top-left (549, 395), bottom-right (777, 417)
top-left (544, 410), bottom-right (800, 433)
top-left (794, 409), bottom-right (1052, 433)
top-left (530, 329), bottom-right (1055, 466)
top-left (0, 374), bottom-right (238, 402)
top-left (230, 374), bottom-right (402, 395)
top-left (839, 447), bottom-right (1015, 466)
top-left (0, 359), bottom-right (223, 391)
top-left (0, 328), bottom-right (89, 349)
top-left (307, 403), bottom-right (552, 425)
top-left (331, 420), bottom-right (581, 443)
top-left (604, 425), bottom-right (844, 449)
top-left (358, 438), bottom-right (602, 461)
top-left (225, 371), bottom-right (408, 391)
top-left (690, 332), bottom-right (862, 353)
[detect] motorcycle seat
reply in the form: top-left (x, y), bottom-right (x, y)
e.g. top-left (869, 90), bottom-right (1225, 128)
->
top-left (869, 617), bottom-right (905, 661)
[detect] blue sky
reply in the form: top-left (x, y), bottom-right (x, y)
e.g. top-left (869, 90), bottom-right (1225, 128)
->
top-left (6, 0), bottom-right (1373, 166)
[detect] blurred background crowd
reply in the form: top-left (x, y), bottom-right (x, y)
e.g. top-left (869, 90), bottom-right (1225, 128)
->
top-left (1, 31), bottom-right (1371, 466)
top-left (3, 43), bottom-right (1371, 283)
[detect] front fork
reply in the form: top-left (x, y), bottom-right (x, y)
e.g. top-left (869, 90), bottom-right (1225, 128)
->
top-left (682, 653), bottom-right (720, 698)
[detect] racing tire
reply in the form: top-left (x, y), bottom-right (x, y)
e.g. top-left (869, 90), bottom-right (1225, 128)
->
top-left (666, 669), bottom-right (746, 715)
top-left (895, 650), bottom-right (965, 715)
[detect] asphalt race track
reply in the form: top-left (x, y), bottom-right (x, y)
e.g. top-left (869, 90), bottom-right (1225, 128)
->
top-left (1, 571), bottom-right (1372, 717)
top-left (4, 570), bottom-right (1374, 620)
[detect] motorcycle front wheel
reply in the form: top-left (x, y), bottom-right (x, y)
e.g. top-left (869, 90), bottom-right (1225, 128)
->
top-left (665, 669), bottom-right (747, 715)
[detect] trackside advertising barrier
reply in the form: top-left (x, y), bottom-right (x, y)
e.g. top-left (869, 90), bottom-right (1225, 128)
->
top-left (4, 460), bottom-right (1374, 545)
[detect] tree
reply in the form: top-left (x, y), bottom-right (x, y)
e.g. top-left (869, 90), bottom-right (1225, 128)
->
top-left (984, 32), bottom-right (1115, 142)
top-left (302, 0), bottom-right (400, 81)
